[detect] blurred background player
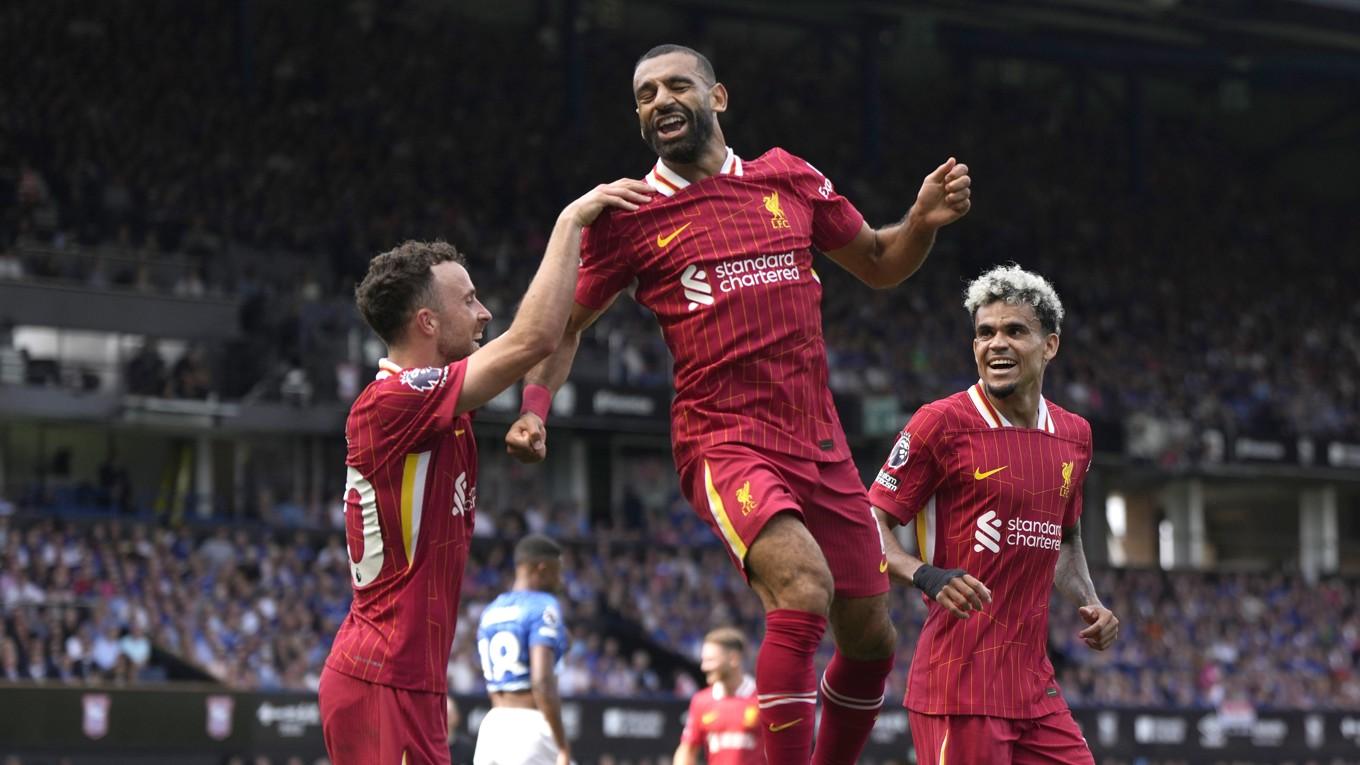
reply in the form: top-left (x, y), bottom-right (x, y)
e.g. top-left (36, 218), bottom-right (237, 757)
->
top-left (870, 264), bottom-right (1120, 765)
top-left (504, 43), bottom-right (971, 765)
top-left (474, 534), bottom-right (572, 765)
top-left (318, 180), bottom-right (652, 765)
top-left (448, 696), bottom-right (475, 765)
top-left (674, 627), bottom-right (763, 765)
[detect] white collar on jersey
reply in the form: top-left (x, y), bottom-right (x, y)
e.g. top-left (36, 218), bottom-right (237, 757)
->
top-left (711, 674), bottom-right (757, 700)
top-left (967, 381), bottom-right (1055, 433)
top-left (645, 147), bottom-right (743, 197)
top-left (375, 357), bottom-right (403, 380)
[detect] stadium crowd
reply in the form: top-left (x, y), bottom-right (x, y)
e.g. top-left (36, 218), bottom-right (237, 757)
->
top-left (4, 513), bottom-right (1360, 713)
top-left (2, 0), bottom-right (1357, 464)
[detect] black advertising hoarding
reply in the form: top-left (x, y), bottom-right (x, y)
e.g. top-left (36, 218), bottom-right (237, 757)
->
top-left (6, 686), bottom-right (1360, 762)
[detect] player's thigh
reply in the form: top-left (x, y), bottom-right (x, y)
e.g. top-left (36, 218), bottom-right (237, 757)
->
top-left (319, 667), bottom-right (381, 765)
top-left (910, 713), bottom-right (1014, 765)
top-left (800, 457), bottom-right (890, 600)
top-left (679, 445), bottom-right (832, 609)
top-left (474, 708), bottom-right (542, 765)
top-left (1012, 711), bottom-right (1094, 765)
top-left (527, 711), bottom-right (560, 765)
top-left (391, 687), bottom-right (452, 765)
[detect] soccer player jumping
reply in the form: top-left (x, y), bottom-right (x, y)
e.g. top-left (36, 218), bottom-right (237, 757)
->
top-left (504, 44), bottom-right (971, 764)
top-left (870, 265), bottom-right (1119, 765)
top-left (319, 178), bottom-right (650, 765)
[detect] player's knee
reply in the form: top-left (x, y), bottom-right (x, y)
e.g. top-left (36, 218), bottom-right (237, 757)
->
top-left (759, 560), bottom-right (834, 614)
top-left (833, 600), bottom-right (897, 659)
top-left (852, 618), bottom-right (897, 659)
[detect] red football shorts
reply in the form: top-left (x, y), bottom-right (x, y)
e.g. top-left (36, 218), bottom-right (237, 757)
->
top-left (909, 710), bottom-right (1094, 765)
top-left (319, 665), bottom-right (450, 765)
top-left (679, 443), bottom-right (889, 598)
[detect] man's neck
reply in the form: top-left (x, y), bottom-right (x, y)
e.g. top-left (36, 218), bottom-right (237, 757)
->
top-left (659, 140), bottom-right (729, 184)
top-left (718, 673), bottom-right (743, 696)
top-left (985, 384), bottom-right (1043, 429)
top-left (386, 346), bottom-right (443, 371)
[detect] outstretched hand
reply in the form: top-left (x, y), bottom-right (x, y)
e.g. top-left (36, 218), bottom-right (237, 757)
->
top-left (562, 178), bottom-right (653, 227)
top-left (911, 157), bottom-right (971, 229)
top-left (1078, 605), bottom-right (1119, 651)
top-left (505, 413), bottom-right (547, 463)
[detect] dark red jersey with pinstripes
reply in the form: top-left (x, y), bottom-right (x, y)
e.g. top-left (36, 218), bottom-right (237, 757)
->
top-left (575, 147), bottom-right (865, 470)
top-left (868, 383), bottom-right (1093, 718)
top-left (325, 358), bottom-right (478, 693)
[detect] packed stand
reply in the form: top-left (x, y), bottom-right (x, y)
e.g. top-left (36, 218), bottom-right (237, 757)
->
top-left (4, 514), bottom-right (1360, 711)
top-left (2, 1), bottom-right (1356, 456)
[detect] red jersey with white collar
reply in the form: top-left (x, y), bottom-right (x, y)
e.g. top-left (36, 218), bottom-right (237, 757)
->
top-left (325, 358), bottom-right (478, 692)
top-left (680, 675), bottom-right (765, 765)
top-left (576, 147), bottom-right (865, 470)
top-left (869, 383), bottom-right (1093, 718)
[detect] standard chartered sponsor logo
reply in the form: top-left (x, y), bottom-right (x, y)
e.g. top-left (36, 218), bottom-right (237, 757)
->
top-left (1007, 518), bottom-right (1063, 550)
top-left (713, 252), bottom-right (800, 293)
top-left (973, 512), bottom-right (1063, 553)
top-left (681, 265), bottom-right (714, 310)
top-left (707, 732), bottom-right (758, 752)
top-left (682, 252), bottom-right (801, 310)
top-left (973, 510), bottom-right (1002, 553)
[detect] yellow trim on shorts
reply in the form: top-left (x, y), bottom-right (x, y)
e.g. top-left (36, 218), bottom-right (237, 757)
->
top-left (939, 730), bottom-right (949, 765)
top-left (704, 461), bottom-right (748, 561)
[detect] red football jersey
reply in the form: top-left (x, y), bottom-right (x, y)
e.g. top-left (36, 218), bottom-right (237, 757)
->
top-left (680, 676), bottom-right (765, 765)
top-left (868, 383), bottom-right (1093, 718)
top-left (325, 358), bottom-right (478, 693)
top-left (576, 147), bottom-right (865, 470)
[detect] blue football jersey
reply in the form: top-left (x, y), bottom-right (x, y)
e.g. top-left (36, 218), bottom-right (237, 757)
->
top-left (476, 590), bottom-right (568, 692)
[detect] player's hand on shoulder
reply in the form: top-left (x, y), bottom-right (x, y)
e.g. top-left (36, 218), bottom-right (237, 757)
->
top-left (505, 413), bottom-right (548, 463)
top-left (910, 157), bottom-right (971, 229)
top-left (562, 178), bottom-right (653, 227)
top-left (1077, 605), bottom-right (1119, 651)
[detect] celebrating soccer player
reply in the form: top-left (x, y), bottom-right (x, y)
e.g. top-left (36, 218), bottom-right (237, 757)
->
top-left (674, 627), bottom-right (764, 765)
top-left (870, 264), bottom-right (1119, 765)
top-left (474, 535), bottom-right (571, 765)
top-left (504, 44), bottom-right (971, 764)
top-left (318, 179), bottom-right (651, 765)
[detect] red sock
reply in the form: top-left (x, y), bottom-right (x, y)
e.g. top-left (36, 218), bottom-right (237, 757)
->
top-left (811, 651), bottom-right (894, 765)
top-left (757, 609), bottom-right (827, 765)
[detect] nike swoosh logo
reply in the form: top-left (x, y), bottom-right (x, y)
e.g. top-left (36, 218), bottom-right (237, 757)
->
top-left (657, 222), bottom-right (692, 248)
top-left (454, 429), bottom-right (466, 437)
top-left (879, 559), bottom-right (889, 573)
top-left (768, 719), bottom-right (802, 733)
top-left (973, 466), bottom-right (1008, 480)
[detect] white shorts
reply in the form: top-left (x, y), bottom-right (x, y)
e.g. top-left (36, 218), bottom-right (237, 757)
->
top-left (473, 707), bottom-right (559, 765)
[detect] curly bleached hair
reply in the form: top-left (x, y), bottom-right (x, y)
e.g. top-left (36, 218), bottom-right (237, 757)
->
top-left (963, 264), bottom-right (1065, 335)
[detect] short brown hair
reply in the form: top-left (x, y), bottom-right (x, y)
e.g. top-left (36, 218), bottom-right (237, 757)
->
top-left (703, 626), bottom-right (746, 654)
top-left (355, 240), bottom-right (467, 345)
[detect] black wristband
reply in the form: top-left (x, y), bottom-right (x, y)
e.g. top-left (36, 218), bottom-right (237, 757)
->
top-left (912, 564), bottom-right (967, 600)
